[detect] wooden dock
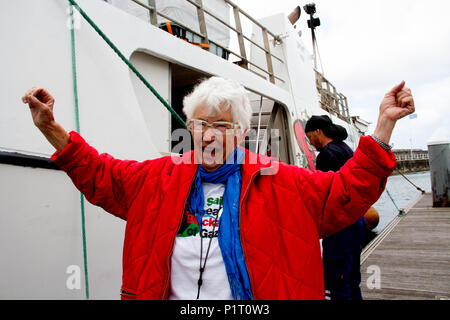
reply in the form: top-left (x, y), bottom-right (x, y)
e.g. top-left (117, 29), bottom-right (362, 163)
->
top-left (360, 193), bottom-right (450, 300)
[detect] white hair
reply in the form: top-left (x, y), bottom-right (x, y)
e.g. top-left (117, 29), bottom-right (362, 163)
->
top-left (182, 77), bottom-right (252, 132)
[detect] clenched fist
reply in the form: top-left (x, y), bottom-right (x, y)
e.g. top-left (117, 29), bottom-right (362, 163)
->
top-left (22, 87), bottom-right (69, 151)
top-left (22, 87), bottom-right (56, 130)
top-left (373, 81), bottom-right (415, 145)
top-left (379, 81), bottom-right (415, 122)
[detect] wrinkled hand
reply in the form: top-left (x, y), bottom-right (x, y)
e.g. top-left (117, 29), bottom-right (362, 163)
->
top-left (374, 81), bottom-right (415, 144)
top-left (22, 87), bottom-right (55, 129)
top-left (379, 81), bottom-right (415, 122)
top-left (21, 87), bottom-right (69, 151)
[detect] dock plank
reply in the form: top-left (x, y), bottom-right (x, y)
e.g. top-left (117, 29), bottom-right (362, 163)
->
top-left (361, 193), bottom-right (450, 300)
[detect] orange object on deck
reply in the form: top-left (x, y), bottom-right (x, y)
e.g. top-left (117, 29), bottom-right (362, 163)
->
top-left (364, 207), bottom-right (380, 230)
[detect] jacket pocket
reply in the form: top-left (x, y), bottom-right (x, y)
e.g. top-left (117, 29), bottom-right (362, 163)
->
top-left (120, 287), bottom-right (137, 300)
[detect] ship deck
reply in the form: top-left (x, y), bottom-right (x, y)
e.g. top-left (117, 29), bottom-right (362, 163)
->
top-left (360, 193), bottom-right (450, 300)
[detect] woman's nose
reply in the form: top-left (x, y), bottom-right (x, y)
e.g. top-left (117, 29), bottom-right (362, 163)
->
top-left (202, 127), bottom-right (218, 141)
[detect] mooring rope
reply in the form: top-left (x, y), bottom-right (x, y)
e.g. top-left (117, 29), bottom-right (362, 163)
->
top-left (394, 170), bottom-right (426, 194)
top-left (385, 189), bottom-right (405, 216)
top-left (69, 3), bottom-right (90, 300)
top-left (66, 0), bottom-right (192, 298)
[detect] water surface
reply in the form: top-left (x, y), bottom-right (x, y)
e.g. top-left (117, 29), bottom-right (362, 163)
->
top-left (372, 171), bottom-right (431, 233)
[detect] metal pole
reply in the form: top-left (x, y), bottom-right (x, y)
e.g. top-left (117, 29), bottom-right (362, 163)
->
top-left (311, 27), bottom-right (318, 70)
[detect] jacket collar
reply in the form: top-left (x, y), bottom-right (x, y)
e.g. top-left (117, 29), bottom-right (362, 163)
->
top-left (178, 148), bottom-right (277, 186)
top-left (240, 148), bottom-right (278, 188)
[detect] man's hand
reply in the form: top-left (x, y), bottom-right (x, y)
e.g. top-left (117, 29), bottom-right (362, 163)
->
top-left (374, 81), bottom-right (415, 144)
top-left (22, 87), bottom-right (70, 151)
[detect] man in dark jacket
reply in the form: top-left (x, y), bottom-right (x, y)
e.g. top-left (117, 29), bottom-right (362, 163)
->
top-left (305, 115), bottom-right (366, 300)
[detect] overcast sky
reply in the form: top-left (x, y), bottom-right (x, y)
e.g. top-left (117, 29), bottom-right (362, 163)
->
top-left (237, 0), bottom-right (450, 150)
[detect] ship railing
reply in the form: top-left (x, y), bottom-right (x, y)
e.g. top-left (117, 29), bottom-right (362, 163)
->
top-left (128, 0), bottom-right (285, 84)
top-left (315, 70), bottom-right (351, 124)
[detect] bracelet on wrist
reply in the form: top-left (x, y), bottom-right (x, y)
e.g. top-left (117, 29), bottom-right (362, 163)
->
top-left (370, 134), bottom-right (392, 151)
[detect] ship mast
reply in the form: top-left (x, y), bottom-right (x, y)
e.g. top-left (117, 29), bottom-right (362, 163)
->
top-left (304, 3), bottom-right (321, 72)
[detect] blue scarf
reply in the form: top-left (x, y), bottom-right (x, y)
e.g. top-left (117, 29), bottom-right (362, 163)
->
top-left (188, 147), bottom-right (253, 300)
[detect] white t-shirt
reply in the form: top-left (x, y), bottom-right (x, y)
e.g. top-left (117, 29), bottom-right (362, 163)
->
top-left (168, 182), bottom-right (233, 300)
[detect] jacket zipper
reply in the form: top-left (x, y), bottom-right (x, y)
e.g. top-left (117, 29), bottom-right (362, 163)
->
top-left (238, 169), bottom-right (262, 300)
top-left (161, 167), bottom-right (199, 299)
top-left (120, 288), bottom-right (136, 298)
top-left (160, 166), bottom-right (262, 299)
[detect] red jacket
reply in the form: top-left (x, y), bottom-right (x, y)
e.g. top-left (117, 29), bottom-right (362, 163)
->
top-left (52, 132), bottom-right (395, 300)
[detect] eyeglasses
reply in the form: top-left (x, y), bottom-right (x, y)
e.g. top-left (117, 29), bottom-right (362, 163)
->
top-left (187, 119), bottom-right (239, 133)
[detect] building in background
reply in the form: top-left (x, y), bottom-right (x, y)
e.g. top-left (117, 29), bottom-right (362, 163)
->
top-left (393, 149), bottom-right (429, 173)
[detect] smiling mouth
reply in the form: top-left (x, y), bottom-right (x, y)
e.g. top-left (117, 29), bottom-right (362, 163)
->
top-left (201, 144), bottom-right (226, 164)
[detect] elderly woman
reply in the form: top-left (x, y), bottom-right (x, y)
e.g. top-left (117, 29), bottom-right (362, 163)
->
top-left (22, 77), bottom-right (414, 300)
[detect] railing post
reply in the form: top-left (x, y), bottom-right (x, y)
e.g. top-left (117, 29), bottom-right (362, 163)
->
top-left (324, 80), bottom-right (331, 113)
top-left (261, 28), bottom-right (275, 83)
top-left (147, 0), bottom-right (157, 26)
top-left (233, 6), bottom-right (247, 69)
top-left (332, 85), bottom-right (339, 115)
top-left (343, 96), bottom-right (350, 121)
top-left (195, 0), bottom-right (209, 49)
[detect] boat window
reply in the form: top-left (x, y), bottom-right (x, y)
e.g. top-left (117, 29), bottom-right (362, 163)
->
top-left (170, 63), bottom-right (209, 152)
top-left (243, 93), bottom-right (294, 165)
top-left (129, 51), bottom-right (172, 154)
